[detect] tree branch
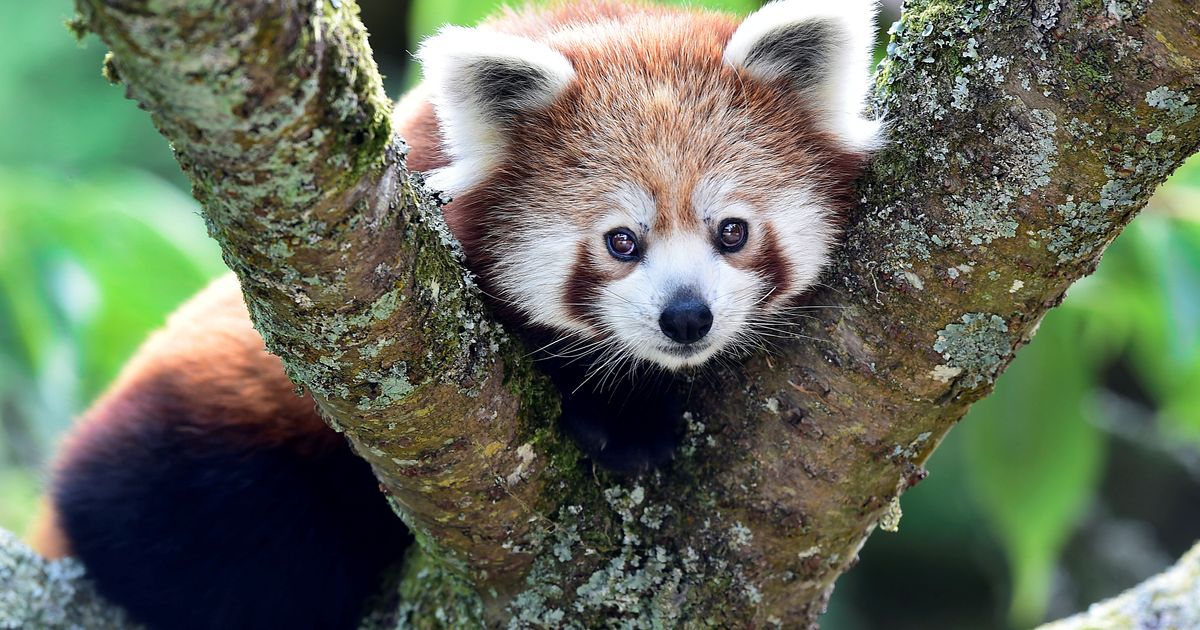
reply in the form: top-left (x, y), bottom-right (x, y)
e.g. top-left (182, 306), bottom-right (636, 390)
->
top-left (0, 530), bottom-right (134, 629)
top-left (714, 0), bottom-right (1200, 622)
top-left (73, 0), bottom-right (557, 618)
top-left (56, 0), bottom-right (1200, 627)
top-left (1037, 541), bottom-right (1200, 629)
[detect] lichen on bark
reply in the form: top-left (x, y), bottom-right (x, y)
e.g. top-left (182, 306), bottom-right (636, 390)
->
top-left (0, 530), bottom-right (136, 629)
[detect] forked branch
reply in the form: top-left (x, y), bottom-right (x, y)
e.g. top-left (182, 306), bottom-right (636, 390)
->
top-left (12, 0), bottom-right (1200, 626)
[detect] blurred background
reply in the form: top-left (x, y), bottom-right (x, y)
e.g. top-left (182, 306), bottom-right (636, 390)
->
top-left (1, 1), bottom-right (1198, 628)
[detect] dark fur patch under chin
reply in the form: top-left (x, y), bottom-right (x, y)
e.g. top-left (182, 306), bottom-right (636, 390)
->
top-left (540, 351), bottom-right (685, 475)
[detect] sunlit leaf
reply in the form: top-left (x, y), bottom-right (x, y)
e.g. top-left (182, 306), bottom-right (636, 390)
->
top-left (0, 468), bottom-right (39, 535)
top-left (1171, 152), bottom-right (1200, 191)
top-left (655, 0), bottom-right (762, 13)
top-left (409, 0), bottom-right (506, 44)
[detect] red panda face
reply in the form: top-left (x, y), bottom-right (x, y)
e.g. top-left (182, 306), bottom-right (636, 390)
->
top-left (416, 0), bottom-right (882, 372)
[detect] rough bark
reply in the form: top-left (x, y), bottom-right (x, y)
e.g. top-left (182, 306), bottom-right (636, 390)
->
top-left (1037, 541), bottom-right (1200, 630)
top-left (72, 0), bottom-right (559, 619)
top-left (0, 530), bottom-right (134, 629)
top-left (19, 0), bottom-right (1200, 627)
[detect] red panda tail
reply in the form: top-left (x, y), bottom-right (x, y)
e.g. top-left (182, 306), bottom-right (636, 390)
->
top-left (39, 275), bottom-right (411, 630)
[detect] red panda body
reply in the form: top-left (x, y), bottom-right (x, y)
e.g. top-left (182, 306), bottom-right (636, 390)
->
top-left (36, 2), bottom-right (882, 628)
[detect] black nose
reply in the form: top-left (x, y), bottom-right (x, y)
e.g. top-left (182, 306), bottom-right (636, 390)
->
top-left (659, 294), bottom-right (713, 344)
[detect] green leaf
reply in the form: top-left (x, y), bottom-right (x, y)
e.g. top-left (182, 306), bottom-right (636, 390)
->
top-left (961, 308), bottom-right (1105, 626)
top-left (1071, 213), bottom-right (1200, 445)
top-left (1147, 219), bottom-right (1200, 440)
top-left (409, 0), bottom-right (506, 47)
top-left (654, 0), bottom-right (762, 12)
top-left (0, 468), bottom-right (40, 535)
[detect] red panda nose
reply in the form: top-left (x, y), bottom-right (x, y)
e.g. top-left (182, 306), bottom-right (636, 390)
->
top-left (659, 294), bottom-right (713, 344)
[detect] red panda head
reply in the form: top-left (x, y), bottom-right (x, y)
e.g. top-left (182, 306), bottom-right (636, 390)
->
top-left (415, 0), bottom-right (882, 371)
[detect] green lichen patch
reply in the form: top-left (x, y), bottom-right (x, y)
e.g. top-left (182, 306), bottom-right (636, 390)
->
top-left (932, 313), bottom-right (1012, 388)
top-left (509, 421), bottom-right (752, 624)
top-left (1146, 86), bottom-right (1197, 124)
top-left (854, 0), bottom-right (1080, 285)
top-left (505, 488), bottom-right (697, 629)
top-left (876, 0), bottom-right (1024, 127)
top-left (501, 422), bottom-right (770, 629)
top-left (1037, 145), bottom-right (1186, 264)
top-left (362, 545), bottom-right (485, 630)
top-left (863, 214), bottom-right (933, 279)
top-left (355, 365), bottom-right (415, 411)
top-left (404, 190), bottom-right (502, 393)
top-left (939, 107), bottom-right (1058, 250)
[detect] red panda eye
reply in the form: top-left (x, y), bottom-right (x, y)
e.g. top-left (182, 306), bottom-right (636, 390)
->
top-left (606, 229), bottom-right (639, 260)
top-left (718, 219), bottom-right (748, 252)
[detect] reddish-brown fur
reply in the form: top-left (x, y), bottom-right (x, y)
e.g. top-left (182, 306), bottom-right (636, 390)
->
top-left (59, 276), bottom-right (331, 453)
top-left (563, 241), bottom-right (609, 324)
top-left (402, 0), bottom-right (865, 321)
top-left (30, 276), bottom-right (334, 556)
top-left (752, 223), bottom-right (793, 299)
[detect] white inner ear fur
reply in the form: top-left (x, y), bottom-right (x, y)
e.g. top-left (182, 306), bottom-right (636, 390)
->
top-left (724, 0), bottom-right (883, 152)
top-left (416, 26), bottom-right (576, 195)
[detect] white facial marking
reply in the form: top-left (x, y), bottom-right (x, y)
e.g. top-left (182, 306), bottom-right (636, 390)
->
top-left (606, 182), bottom-right (656, 233)
top-left (691, 175), bottom-right (760, 232)
top-left (603, 233), bottom-right (731, 369)
top-left (767, 186), bottom-right (837, 293)
top-left (488, 199), bottom-right (591, 337)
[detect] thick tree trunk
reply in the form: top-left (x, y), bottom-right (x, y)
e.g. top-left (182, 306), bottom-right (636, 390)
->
top-left (3, 0), bottom-right (1197, 627)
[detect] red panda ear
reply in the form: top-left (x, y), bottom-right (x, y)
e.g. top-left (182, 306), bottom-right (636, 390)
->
top-left (724, 0), bottom-right (883, 153)
top-left (416, 27), bottom-right (576, 195)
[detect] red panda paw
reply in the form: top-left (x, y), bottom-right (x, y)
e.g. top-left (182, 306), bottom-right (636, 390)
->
top-left (558, 374), bottom-right (684, 475)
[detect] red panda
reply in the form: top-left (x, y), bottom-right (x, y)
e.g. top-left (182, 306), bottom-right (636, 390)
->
top-left (33, 1), bottom-right (882, 628)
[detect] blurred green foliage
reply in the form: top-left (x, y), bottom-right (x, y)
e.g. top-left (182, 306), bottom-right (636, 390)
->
top-left (0, 2), bottom-right (226, 536)
top-left (1, 1), bottom-right (1197, 628)
top-left (959, 161), bottom-right (1200, 625)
